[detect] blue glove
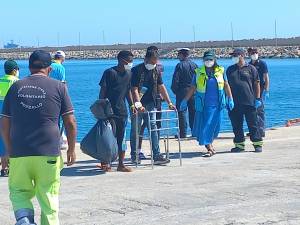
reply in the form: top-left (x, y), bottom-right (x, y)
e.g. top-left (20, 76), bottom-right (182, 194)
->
top-left (227, 97), bottom-right (234, 111)
top-left (179, 99), bottom-right (188, 111)
top-left (255, 99), bottom-right (262, 109)
top-left (262, 90), bottom-right (269, 101)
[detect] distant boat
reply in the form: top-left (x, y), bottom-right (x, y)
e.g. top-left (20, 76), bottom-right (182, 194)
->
top-left (4, 40), bottom-right (19, 49)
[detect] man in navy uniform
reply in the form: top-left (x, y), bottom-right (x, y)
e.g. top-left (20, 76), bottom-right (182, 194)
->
top-left (226, 48), bottom-right (263, 153)
top-left (248, 48), bottom-right (270, 137)
top-left (171, 48), bottom-right (198, 138)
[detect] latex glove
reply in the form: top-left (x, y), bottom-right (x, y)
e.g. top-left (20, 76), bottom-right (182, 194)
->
top-left (179, 100), bottom-right (188, 111)
top-left (255, 99), bottom-right (262, 109)
top-left (227, 97), bottom-right (235, 111)
top-left (262, 90), bottom-right (270, 101)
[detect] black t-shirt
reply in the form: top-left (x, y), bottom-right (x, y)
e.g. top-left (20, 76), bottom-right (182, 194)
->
top-left (1, 75), bottom-right (74, 158)
top-left (249, 59), bottom-right (268, 89)
top-left (99, 67), bottom-right (131, 117)
top-left (226, 64), bottom-right (260, 106)
top-left (131, 63), bottom-right (163, 105)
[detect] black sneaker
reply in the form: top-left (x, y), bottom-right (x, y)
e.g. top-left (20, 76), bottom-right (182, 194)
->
top-left (231, 147), bottom-right (245, 153)
top-left (0, 169), bottom-right (8, 177)
top-left (254, 146), bottom-right (263, 153)
top-left (154, 154), bottom-right (170, 165)
top-left (131, 156), bottom-right (141, 165)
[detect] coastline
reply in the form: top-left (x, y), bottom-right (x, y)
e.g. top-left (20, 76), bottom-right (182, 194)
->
top-left (1, 46), bottom-right (300, 60)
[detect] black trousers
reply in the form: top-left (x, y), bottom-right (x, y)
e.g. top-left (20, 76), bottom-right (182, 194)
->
top-left (228, 105), bottom-right (262, 144)
top-left (176, 96), bottom-right (195, 137)
top-left (111, 117), bottom-right (127, 153)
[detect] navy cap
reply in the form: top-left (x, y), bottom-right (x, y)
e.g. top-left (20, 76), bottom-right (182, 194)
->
top-left (203, 50), bottom-right (216, 60)
top-left (29, 50), bottom-right (52, 69)
top-left (230, 48), bottom-right (246, 56)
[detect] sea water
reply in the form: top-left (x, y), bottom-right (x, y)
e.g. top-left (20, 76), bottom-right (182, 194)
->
top-left (1, 58), bottom-right (299, 140)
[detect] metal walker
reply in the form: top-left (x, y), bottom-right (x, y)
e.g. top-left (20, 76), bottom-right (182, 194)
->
top-left (134, 109), bottom-right (182, 169)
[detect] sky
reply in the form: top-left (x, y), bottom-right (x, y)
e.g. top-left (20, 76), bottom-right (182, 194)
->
top-left (0, 0), bottom-right (300, 47)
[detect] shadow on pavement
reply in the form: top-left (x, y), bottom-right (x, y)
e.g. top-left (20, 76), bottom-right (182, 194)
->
top-left (61, 164), bottom-right (106, 177)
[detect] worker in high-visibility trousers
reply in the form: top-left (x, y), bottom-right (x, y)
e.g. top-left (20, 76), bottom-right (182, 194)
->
top-left (1, 50), bottom-right (77, 225)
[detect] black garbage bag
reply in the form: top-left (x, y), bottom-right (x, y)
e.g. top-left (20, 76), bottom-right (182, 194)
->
top-left (80, 119), bottom-right (118, 163)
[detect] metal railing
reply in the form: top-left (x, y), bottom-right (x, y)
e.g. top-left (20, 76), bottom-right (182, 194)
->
top-left (134, 109), bottom-right (182, 169)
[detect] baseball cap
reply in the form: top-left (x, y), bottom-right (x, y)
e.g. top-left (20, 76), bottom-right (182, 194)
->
top-left (203, 50), bottom-right (216, 60)
top-left (4, 60), bottom-right (19, 74)
top-left (55, 50), bottom-right (66, 58)
top-left (229, 48), bottom-right (246, 56)
top-left (29, 50), bottom-right (52, 69)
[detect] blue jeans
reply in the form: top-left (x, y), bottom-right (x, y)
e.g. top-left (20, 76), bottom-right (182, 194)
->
top-left (130, 103), bottom-right (160, 159)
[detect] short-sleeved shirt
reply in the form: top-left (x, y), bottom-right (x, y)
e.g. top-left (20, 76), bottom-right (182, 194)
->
top-left (1, 75), bottom-right (74, 158)
top-left (131, 63), bottom-right (163, 105)
top-left (249, 59), bottom-right (268, 89)
top-left (99, 67), bottom-right (131, 117)
top-left (226, 63), bottom-right (259, 106)
top-left (50, 61), bottom-right (66, 82)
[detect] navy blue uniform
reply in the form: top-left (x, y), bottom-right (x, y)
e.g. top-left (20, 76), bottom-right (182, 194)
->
top-left (171, 59), bottom-right (198, 137)
top-left (249, 59), bottom-right (269, 137)
top-left (226, 63), bottom-right (262, 146)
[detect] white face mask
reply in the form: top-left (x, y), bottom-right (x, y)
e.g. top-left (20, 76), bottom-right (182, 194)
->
top-left (15, 70), bottom-right (20, 77)
top-left (232, 56), bottom-right (240, 64)
top-left (251, 53), bottom-right (259, 61)
top-left (145, 63), bottom-right (156, 70)
top-left (124, 63), bottom-right (133, 70)
top-left (204, 60), bottom-right (214, 68)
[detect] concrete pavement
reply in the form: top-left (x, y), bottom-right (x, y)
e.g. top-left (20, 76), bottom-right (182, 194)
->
top-left (1, 126), bottom-right (300, 225)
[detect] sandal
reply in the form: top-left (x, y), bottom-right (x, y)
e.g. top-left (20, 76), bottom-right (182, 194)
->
top-left (203, 145), bottom-right (216, 157)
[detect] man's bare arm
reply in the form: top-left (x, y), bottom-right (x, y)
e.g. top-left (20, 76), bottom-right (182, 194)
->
top-left (63, 114), bottom-right (77, 166)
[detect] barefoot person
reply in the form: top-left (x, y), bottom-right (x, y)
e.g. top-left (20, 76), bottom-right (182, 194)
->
top-left (180, 50), bottom-right (234, 157)
top-left (1, 50), bottom-right (77, 225)
top-left (99, 50), bottom-right (136, 172)
top-left (0, 60), bottom-right (19, 176)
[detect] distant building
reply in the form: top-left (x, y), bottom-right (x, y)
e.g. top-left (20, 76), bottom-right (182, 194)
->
top-left (4, 40), bottom-right (19, 49)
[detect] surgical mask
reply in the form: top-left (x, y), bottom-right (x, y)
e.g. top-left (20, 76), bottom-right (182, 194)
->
top-left (232, 57), bottom-right (240, 64)
top-left (145, 63), bottom-right (156, 70)
top-left (204, 60), bottom-right (214, 68)
top-left (251, 53), bottom-right (258, 61)
top-left (124, 63), bottom-right (133, 70)
top-left (15, 70), bottom-right (19, 77)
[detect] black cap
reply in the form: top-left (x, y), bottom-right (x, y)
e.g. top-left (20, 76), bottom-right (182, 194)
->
top-left (229, 48), bottom-right (246, 56)
top-left (247, 47), bottom-right (258, 54)
top-left (29, 50), bottom-right (52, 69)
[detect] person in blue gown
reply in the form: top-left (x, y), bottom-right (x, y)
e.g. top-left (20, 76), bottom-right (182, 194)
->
top-left (180, 50), bottom-right (234, 157)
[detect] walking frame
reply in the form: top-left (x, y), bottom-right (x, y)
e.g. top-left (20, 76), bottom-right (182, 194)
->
top-left (135, 109), bottom-right (182, 169)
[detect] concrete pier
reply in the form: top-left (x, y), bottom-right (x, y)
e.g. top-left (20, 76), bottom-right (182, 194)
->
top-left (1, 125), bottom-right (300, 224)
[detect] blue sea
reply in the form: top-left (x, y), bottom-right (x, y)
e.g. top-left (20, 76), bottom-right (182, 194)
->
top-left (1, 58), bottom-right (300, 141)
